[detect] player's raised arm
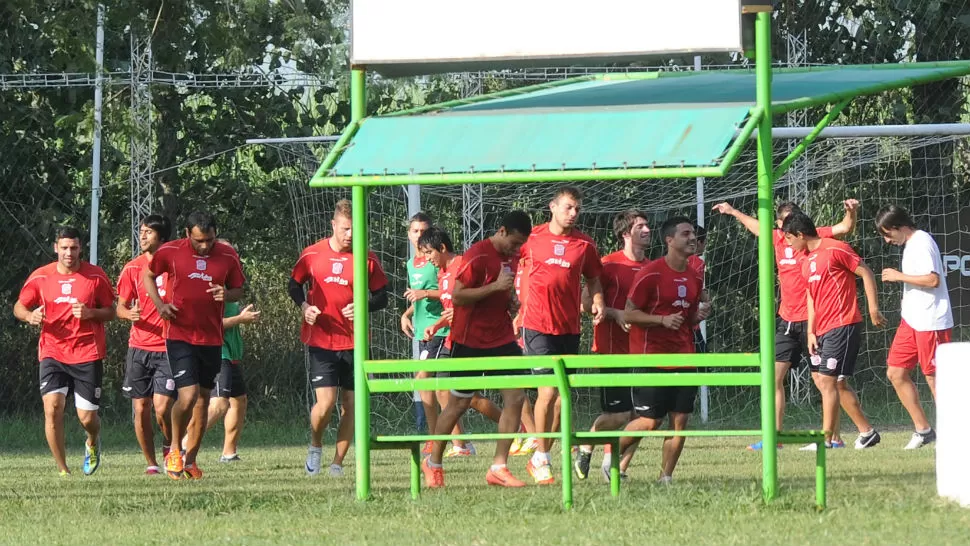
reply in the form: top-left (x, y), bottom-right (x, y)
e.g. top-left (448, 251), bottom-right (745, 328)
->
top-left (713, 202), bottom-right (760, 236)
top-left (830, 198), bottom-right (860, 238)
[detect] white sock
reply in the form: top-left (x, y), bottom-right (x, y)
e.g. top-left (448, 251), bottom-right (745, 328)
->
top-left (531, 451), bottom-right (547, 466)
top-left (579, 446), bottom-right (593, 454)
top-left (308, 445), bottom-right (322, 452)
top-left (917, 427), bottom-right (932, 434)
top-left (427, 460), bottom-right (443, 469)
top-left (601, 452), bottom-right (612, 468)
top-left (490, 464), bottom-right (506, 472)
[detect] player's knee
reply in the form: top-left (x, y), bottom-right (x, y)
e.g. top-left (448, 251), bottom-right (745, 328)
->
top-left (503, 389), bottom-right (526, 408)
top-left (77, 410), bottom-right (99, 428)
top-left (886, 366), bottom-right (909, 384)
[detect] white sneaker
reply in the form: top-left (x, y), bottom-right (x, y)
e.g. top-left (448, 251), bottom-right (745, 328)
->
top-left (904, 429), bottom-right (936, 450)
top-left (328, 463), bottom-right (344, 477)
top-left (799, 443), bottom-right (818, 451)
top-left (854, 430), bottom-right (881, 449)
top-left (305, 446), bottom-right (323, 476)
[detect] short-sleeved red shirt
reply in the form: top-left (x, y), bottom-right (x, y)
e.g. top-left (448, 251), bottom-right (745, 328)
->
top-left (450, 239), bottom-right (518, 349)
top-left (437, 254), bottom-right (463, 350)
top-left (149, 239), bottom-right (245, 347)
top-left (291, 239), bottom-right (388, 351)
top-left (117, 253), bottom-right (168, 352)
top-left (593, 251), bottom-right (649, 354)
top-left (774, 226), bottom-right (834, 322)
top-left (627, 258), bottom-right (704, 357)
top-left (803, 238), bottom-right (863, 336)
top-left (517, 223), bottom-right (603, 335)
top-left (18, 262), bottom-right (115, 364)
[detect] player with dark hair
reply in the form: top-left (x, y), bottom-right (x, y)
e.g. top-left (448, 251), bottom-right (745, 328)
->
top-left (418, 226), bottom-right (502, 455)
top-left (421, 211), bottom-right (532, 488)
top-left (290, 199), bottom-right (389, 477)
top-left (14, 226), bottom-right (116, 476)
top-left (713, 198), bottom-right (859, 450)
top-left (517, 186), bottom-right (604, 485)
top-left (117, 214), bottom-right (175, 475)
top-left (619, 216), bottom-right (709, 483)
top-left (574, 209), bottom-right (651, 481)
top-left (783, 211), bottom-right (885, 450)
top-left (399, 212), bottom-right (450, 454)
top-left (145, 211), bottom-right (245, 480)
top-left (875, 204), bottom-right (952, 448)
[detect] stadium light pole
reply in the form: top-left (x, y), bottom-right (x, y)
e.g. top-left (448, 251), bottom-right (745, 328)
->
top-left (350, 67), bottom-right (372, 501)
top-left (755, 10), bottom-right (779, 502)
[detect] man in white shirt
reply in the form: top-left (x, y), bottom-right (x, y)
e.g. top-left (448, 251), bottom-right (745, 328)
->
top-left (876, 204), bottom-right (953, 449)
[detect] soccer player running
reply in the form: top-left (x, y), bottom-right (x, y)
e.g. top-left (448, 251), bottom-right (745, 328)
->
top-left (14, 226), bottom-right (115, 476)
top-left (117, 214), bottom-right (176, 475)
top-left (290, 199), bottom-right (389, 477)
top-left (876, 205), bottom-right (952, 449)
top-left (206, 240), bottom-right (260, 462)
top-left (421, 211), bottom-right (532, 488)
top-left (713, 199), bottom-right (859, 450)
top-left (782, 211), bottom-right (885, 450)
top-left (517, 186), bottom-right (605, 485)
top-left (574, 210), bottom-right (651, 482)
top-left (399, 213), bottom-right (448, 454)
top-left (620, 217), bottom-right (710, 484)
top-left (144, 211), bottom-right (245, 480)
top-left (418, 226), bottom-right (503, 456)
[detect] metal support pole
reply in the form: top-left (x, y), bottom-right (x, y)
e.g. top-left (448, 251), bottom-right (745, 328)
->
top-left (694, 54), bottom-right (710, 424)
top-left (89, 4), bottom-right (105, 265)
top-left (405, 184), bottom-right (423, 427)
top-left (350, 68), bottom-right (372, 502)
top-left (755, 11), bottom-right (778, 502)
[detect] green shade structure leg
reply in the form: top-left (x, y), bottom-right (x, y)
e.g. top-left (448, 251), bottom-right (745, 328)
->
top-left (350, 68), bottom-right (372, 502)
top-left (610, 439), bottom-right (621, 498)
top-left (410, 444), bottom-right (421, 500)
top-left (816, 443), bottom-right (827, 510)
top-left (556, 360), bottom-right (574, 510)
top-left (755, 10), bottom-right (778, 503)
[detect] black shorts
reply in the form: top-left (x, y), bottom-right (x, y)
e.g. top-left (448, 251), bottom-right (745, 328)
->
top-left (449, 341), bottom-right (523, 397)
top-left (776, 318), bottom-right (809, 367)
top-left (522, 328), bottom-right (580, 375)
top-left (166, 339), bottom-right (222, 390)
top-left (811, 324), bottom-right (862, 378)
top-left (123, 348), bottom-right (175, 399)
top-left (599, 366), bottom-right (634, 414)
top-left (631, 368), bottom-right (698, 419)
top-left (693, 329), bottom-right (707, 354)
top-left (214, 359), bottom-right (248, 398)
top-left (308, 346), bottom-right (354, 390)
top-left (418, 336), bottom-right (448, 361)
top-left (39, 358), bottom-right (103, 410)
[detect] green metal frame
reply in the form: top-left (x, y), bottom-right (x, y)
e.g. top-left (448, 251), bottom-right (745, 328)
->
top-left (313, 10), bottom-right (963, 510)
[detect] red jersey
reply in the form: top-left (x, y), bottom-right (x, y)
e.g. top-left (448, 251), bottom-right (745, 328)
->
top-left (291, 239), bottom-right (388, 351)
top-left (450, 239), bottom-right (518, 349)
top-left (149, 239), bottom-right (245, 347)
top-left (117, 253), bottom-right (168, 352)
top-left (437, 255), bottom-right (463, 349)
top-left (775, 226), bottom-right (834, 322)
top-left (18, 262), bottom-right (114, 364)
top-left (627, 258), bottom-right (703, 357)
top-left (803, 238), bottom-right (863, 336)
top-left (518, 223), bottom-right (603, 335)
top-left (593, 251), bottom-right (649, 354)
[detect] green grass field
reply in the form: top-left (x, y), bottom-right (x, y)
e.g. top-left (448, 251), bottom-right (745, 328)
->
top-left (1, 420), bottom-right (968, 545)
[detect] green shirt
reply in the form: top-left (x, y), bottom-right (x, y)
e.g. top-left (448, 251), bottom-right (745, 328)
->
top-left (222, 301), bottom-right (244, 362)
top-left (406, 256), bottom-right (446, 337)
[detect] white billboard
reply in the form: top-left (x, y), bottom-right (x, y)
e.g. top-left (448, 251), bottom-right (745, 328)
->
top-left (352, 0), bottom-right (745, 76)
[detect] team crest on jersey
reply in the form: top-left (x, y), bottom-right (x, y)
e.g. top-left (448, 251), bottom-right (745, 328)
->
top-left (553, 244), bottom-right (566, 256)
top-left (61, 283), bottom-right (72, 295)
top-left (785, 247), bottom-right (794, 259)
top-left (810, 262), bottom-right (817, 273)
top-left (332, 261), bottom-right (344, 274)
top-left (196, 259), bottom-right (207, 271)
top-left (677, 285), bottom-right (687, 298)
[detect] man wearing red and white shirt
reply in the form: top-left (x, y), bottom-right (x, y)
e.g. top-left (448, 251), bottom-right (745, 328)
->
top-left (876, 204), bottom-right (953, 449)
top-left (289, 199), bottom-right (389, 478)
top-left (117, 214), bottom-right (175, 475)
top-left (574, 209), bottom-right (651, 482)
top-left (144, 211), bottom-right (245, 480)
top-left (783, 211), bottom-right (885, 450)
top-left (713, 199), bottom-right (858, 449)
top-left (420, 211), bottom-right (532, 489)
top-left (517, 186), bottom-right (604, 485)
top-left (620, 216), bottom-right (709, 483)
top-left (14, 227), bottom-right (116, 476)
